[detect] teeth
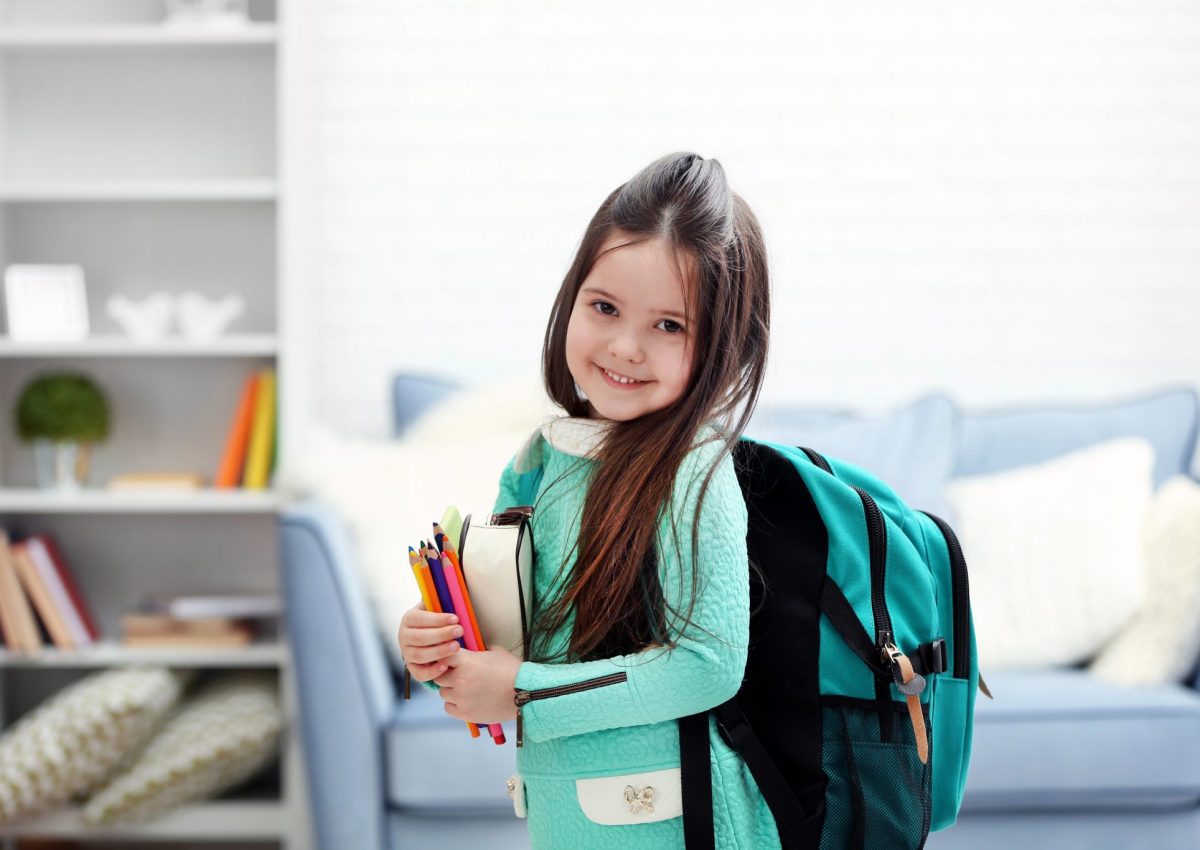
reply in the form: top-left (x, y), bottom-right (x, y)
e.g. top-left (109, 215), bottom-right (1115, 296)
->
top-left (603, 368), bottom-right (641, 385)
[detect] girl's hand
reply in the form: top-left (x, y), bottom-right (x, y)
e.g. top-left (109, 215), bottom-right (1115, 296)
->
top-left (435, 645), bottom-right (522, 723)
top-left (397, 603), bottom-right (464, 683)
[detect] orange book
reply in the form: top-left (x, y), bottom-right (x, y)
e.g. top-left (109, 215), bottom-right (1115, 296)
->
top-left (0, 534), bottom-right (42, 651)
top-left (216, 373), bottom-right (260, 488)
top-left (11, 543), bottom-right (73, 649)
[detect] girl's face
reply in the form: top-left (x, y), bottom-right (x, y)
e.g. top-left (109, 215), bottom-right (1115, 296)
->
top-left (565, 231), bottom-right (697, 421)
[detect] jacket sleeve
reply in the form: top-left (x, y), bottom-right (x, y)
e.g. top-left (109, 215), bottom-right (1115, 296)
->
top-left (416, 452), bottom-right (523, 694)
top-left (513, 442), bottom-right (750, 743)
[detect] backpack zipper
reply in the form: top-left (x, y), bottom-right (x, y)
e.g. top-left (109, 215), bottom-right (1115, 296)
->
top-left (921, 511), bottom-right (972, 681)
top-left (854, 486), bottom-right (893, 651)
top-left (513, 671), bottom-right (628, 747)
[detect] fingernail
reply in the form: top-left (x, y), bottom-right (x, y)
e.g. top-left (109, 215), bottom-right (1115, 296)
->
top-left (453, 627), bottom-right (464, 637)
top-left (448, 615), bottom-right (458, 624)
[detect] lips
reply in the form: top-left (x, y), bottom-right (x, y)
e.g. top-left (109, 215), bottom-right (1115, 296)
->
top-left (596, 363), bottom-right (648, 388)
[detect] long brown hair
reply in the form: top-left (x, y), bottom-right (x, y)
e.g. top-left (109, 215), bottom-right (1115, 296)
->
top-left (532, 152), bottom-right (770, 664)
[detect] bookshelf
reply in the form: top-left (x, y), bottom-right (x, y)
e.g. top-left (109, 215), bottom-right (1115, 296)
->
top-left (0, 1), bottom-right (310, 849)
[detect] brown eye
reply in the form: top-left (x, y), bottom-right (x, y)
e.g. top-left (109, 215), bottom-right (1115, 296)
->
top-left (658, 319), bottom-right (685, 334)
top-left (592, 301), bottom-right (617, 316)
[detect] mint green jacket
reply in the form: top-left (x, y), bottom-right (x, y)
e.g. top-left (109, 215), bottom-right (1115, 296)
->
top-left (490, 416), bottom-right (781, 849)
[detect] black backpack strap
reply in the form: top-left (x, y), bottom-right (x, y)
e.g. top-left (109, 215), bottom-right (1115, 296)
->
top-left (819, 578), bottom-right (888, 677)
top-left (679, 711), bottom-right (714, 850)
top-left (712, 699), bottom-right (826, 847)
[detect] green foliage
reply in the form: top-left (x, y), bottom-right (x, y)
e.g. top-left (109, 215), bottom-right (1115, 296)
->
top-left (14, 372), bottom-right (110, 443)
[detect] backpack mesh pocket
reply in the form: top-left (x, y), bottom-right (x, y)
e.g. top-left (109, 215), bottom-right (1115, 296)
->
top-left (818, 696), bottom-right (932, 850)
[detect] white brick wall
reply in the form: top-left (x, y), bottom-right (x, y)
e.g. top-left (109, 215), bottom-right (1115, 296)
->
top-left (296, 0), bottom-right (1200, 438)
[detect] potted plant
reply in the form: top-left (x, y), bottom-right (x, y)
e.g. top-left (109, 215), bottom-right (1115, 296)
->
top-left (14, 372), bottom-right (110, 490)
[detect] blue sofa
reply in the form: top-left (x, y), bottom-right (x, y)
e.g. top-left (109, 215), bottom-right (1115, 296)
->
top-left (281, 379), bottom-right (1200, 850)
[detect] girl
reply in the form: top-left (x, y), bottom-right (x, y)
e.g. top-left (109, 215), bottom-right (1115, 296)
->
top-left (398, 151), bottom-right (777, 849)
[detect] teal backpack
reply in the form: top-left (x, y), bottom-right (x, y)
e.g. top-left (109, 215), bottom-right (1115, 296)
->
top-left (518, 434), bottom-right (987, 849)
top-left (684, 437), bottom-right (987, 850)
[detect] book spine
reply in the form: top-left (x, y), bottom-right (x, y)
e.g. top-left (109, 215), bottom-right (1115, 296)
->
top-left (243, 369), bottom-right (276, 489)
top-left (27, 537), bottom-right (91, 646)
top-left (217, 372), bottom-right (259, 488)
top-left (41, 534), bottom-right (100, 640)
top-left (11, 543), bottom-right (74, 649)
top-left (0, 533), bottom-right (43, 651)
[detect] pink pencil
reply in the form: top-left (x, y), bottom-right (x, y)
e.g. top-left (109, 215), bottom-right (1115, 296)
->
top-left (442, 553), bottom-right (507, 745)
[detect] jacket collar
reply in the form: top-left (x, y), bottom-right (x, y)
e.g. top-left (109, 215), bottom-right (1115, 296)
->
top-left (514, 415), bottom-right (613, 471)
top-left (512, 414), bottom-right (724, 472)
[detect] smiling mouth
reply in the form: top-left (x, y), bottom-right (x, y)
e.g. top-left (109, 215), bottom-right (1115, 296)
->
top-left (596, 363), bottom-right (649, 387)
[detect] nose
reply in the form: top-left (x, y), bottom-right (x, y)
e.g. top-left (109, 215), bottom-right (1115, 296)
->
top-left (608, 327), bottom-right (644, 363)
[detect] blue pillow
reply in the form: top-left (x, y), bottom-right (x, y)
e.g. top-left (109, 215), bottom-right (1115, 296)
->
top-left (954, 386), bottom-right (1200, 488)
top-left (745, 393), bottom-right (959, 520)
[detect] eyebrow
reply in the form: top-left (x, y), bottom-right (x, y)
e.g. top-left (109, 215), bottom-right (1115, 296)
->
top-left (581, 287), bottom-right (688, 321)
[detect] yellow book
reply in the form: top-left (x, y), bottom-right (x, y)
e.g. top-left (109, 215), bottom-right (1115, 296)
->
top-left (242, 369), bottom-right (276, 489)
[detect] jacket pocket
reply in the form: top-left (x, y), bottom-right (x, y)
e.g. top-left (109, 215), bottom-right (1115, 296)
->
top-left (575, 767), bottom-right (683, 826)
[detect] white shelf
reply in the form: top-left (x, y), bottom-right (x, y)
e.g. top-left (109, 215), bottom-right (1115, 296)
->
top-left (0, 488), bottom-right (292, 514)
top-left (0, 641), bottom-right (287, 668)
top-left (0, 799), bottom-right (287, 840)
top-left (0, 24), bottom-right (279, 49)
top-left (0, 334), bottom-right (279, 358)
top-left (0, 179), bottom-right (277, 202)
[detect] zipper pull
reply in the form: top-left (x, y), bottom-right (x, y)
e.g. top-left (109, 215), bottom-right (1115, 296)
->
top-left (881, 642), bottom-right (928, 765)
top-left (978, 670), bottom-right (994, 700)
top-left (514, 689), bottom-right (531, 748)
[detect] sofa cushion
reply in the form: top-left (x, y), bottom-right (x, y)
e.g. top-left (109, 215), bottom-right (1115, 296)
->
top-left (947, 437), bottom-right (1154, 670)
top-left (964, 669), bottom-right (1200, 812)
top-left (746, 393), bottom-right (958, 519)
top-left (954, 386), bottom-right (1200, 487)
top-left (385, 682), bottom-right (517, 813)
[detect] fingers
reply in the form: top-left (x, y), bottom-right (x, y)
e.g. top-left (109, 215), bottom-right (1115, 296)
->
top-left (406, 659), bottom-right (448, 682)
top-left (407, 623), bottom-right (464, 648)
top-left (402, 608), bottom-right (459, 630)
top-left (402, 639), bottom-right (462, 665)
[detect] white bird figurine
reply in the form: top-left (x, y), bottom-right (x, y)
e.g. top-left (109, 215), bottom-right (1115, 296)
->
top-left (105, 292), bottom-right (174, 342)
top-left (175, 291), bottom-right (245, 342)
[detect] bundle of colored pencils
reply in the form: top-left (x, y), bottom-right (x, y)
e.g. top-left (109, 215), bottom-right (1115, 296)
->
top-left (408, 522), bottom-right (506, 745)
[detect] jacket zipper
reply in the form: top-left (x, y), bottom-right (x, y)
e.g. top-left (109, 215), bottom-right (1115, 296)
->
top-left (921, 511), bottom-right (972, 681)
top-left (513, 671), bottom-right (628, 747)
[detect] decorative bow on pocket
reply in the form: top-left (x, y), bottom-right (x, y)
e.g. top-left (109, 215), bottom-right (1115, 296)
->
top-left (624, 784), bottom-right (656, 814)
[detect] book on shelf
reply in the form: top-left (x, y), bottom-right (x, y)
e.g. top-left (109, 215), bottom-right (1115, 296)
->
top-left (107, 472), bottom-right (206, 491)
top-left (120, 612), bottom-right (256, 648)
top-left (0, 530), bottom-right (41, 652)
top-left (0, 530), bottom-right (98, 652)
top-left (138, 592), bottom-right (282, 621)
top-left (242, 368), bottom-right (276, 490)
top-left (216, 371), bottom-right (259, 488)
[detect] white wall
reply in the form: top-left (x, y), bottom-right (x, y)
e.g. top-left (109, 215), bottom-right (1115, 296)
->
top-left (298, 0), bottom-right (1200, 438)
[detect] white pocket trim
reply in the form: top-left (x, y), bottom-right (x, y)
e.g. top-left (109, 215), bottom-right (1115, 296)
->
top-left (575, 767), bottom-right (683, 825)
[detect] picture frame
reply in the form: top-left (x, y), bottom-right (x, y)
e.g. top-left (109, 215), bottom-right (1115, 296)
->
top-left (3, 264), bottom-right (91, 341)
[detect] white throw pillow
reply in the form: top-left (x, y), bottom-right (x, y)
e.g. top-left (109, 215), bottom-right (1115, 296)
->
top-left (0, 667), bottom-right (190, 823)
top-left (946, 437), bottom-right (1154, 671)
top-left (278, 370), bottom-right (559, 671)
top-left (1089, 475), bottom-right (1200, 686)
top-left (83, 672), bottom-right (282, 824)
